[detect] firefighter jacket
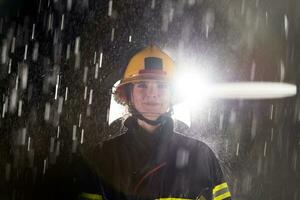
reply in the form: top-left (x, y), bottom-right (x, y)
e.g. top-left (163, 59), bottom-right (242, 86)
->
top-left (78, 116), bottom-right (231, 200)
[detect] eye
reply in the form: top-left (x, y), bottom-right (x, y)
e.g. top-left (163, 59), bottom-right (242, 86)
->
top-left (158, 82), bottom-right (169, 89)
top-left (136, 82), bottom-right (147, 89)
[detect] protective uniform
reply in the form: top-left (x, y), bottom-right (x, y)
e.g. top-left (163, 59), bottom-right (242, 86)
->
top-left (77, 45), bottom-right (231, 200)
top-left (78, 117), bottom-right (231, 200)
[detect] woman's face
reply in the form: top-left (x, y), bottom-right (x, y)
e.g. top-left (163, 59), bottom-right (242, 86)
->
top-left (131, 80), bottom-right (171, 121)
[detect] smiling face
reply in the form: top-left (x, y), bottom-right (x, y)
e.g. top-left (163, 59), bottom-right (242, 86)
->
top-left (131, 80), bottom-right (171, 121)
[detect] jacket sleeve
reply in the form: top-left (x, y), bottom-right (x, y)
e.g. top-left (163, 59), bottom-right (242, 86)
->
top-left (76, 146), bottom-right (109, 200)
top-left (207, 146), bottom-right (231, 200)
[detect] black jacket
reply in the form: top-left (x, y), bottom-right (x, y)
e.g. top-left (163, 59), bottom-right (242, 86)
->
top-left (78, 117), bottom-right (231, 200)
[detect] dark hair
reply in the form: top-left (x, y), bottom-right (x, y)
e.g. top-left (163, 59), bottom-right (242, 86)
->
top-left (124, 83), bottom-right (133, 104)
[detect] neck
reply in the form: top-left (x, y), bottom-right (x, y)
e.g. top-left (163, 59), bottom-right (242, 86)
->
top-left (137, 119), bottom-right (160, 133)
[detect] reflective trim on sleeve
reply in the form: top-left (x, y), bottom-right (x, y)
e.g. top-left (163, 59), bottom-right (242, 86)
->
top-left (79, 192), bottom-right (103, 200)
top-left (212, 182), bottom-right (231, 200)
top-left (213, 192), bottom-right (231, 200)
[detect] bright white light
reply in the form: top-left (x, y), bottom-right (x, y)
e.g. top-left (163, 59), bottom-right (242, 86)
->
top-left (173, 101), bottom-right (191, 127)
top-left (174, 69), bottom-right (212, 106)
top-left (210, 82), bottom-right (297, 99)
top-left (108, 81), bottom-right (126, 124)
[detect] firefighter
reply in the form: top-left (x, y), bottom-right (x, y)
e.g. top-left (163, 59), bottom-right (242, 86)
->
top-left (79, 45), bottom-right (231, 200)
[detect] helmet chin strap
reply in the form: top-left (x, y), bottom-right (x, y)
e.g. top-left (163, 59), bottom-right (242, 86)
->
top-left (129, 105), bottom-right (173, 126)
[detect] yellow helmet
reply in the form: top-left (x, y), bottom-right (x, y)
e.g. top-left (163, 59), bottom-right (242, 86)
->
top-left (114, 45), bottom-right (176, 105)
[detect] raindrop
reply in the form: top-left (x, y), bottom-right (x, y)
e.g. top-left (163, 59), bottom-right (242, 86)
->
top-left (225, 139), bottom-right (229, 153)
top-left (219, 113), bottom-right (224, 130)
top-left (255, 0), bottom-right (259, 7)
top-left (108, 0), bottom-right (113, 16)
top-left (280, 59), bottom-right (285, 82)
top-left (74, 36), bottom-right (80, 55)
top-left (265, 12), bottom-right (268, 25)
top-left (83, 66), bottom-right (88, 83)
top-left (55, 141), bottom-right (60, 156)
top-left (284, 14), bottom-right (288, 39)
top-left (38, 0), bottom-right (42, 13)
top-left (2, 96), bottom-right (8, 117)
top-left (93, 51), bottom-right (97, 64)
top-left (78, 113), bottom-right (82, 127)
top-left (241, 174), bottom-right (252, 193)
top-left (99, 52), bottom-right (103, 68)
top-left (88, 89), bottom-right (93, 105)
top-left (18, 128), bottom-right (27, 145)
top-left (9, 89), bottom-right (18, 113)
top-left (58, 96), bottom-right (63, 114)
top-left (294, 191), bottom-right (298, 200)
top-left (43, 159), bottom-right (47, 174)
top-left (66, 44), bottom-right (70, 60)
top-left (64, 87), bottom-right (68, 101)
top-left (60, 14), bottom-right (64, 30)
top-left (176, 148), bottom-right (189, 168)
top-left (67, 0), bottom-right (72, 11)
top-left (17, 100), bottom-right (22, 117)
top-left (241, 0), bottom-right (245, 15)
top-left (72, 125), bottom-right (77, 141)
top-left (229, 110), bottom-right (236, 124)
top-left (95, 63), bottom-right (99, 79)
top-left (270, 128), bottom-right (274, 142)
top-left (8, 59), bottom-right (12, 74)
top-left (31, 24), bottom-right (35, 40)
top-left (44, 102), bottom-right (51, 121)
top-left (74, 52), bottom-right (80, 69)
top-left (250, 61), bottom-right (256, 81)
top-left (257, 155), bottom-right (262, 175)
top-left (56, 126), bottom-right (60, 138)
top-left (270, 104), bottom-right (274, 120)
top-left (129, 35), bottom-right (132, 42)
top-left (203, 9), bottom-right (215, 38)
top-left (111, 28), bottom-right (115, 42)
top-left (1, 39), bottom-right (8, 64)
top-left (32, 42), bottom-right (39, 61)
top-left (21, 63), bottom-right (28, 89)
top-left (263, 141), bottom-right (267, 157)
top-left (49, 137), bottom-right (55, 153)
top-left (86, 105), bottom-right (91, 117)
top-left (236, 142), bottom-right (240, 156)
top-left (80, 129), bottom-right (84, 144)
top-left (106, 107), bottom-right (110, 123)
top-left (11, 37), bottom-right (15, 53)
top-left (151, 0), bottom-right (155, 9)
top-left (24, 44), bottom-right (28, 60)
top-left (207, 109), bottom-right (211, 122)
top-left (27, 137), bottom-right (31, 151)
top-left (47, 13), bottom-right (53, 31)
top-left (54, 75), bottom-right (59, 100)
top-left (84, 86), bottom-right (88, 100)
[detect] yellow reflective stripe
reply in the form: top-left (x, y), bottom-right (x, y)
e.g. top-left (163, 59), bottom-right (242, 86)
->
top-left (213, 191), bottom-right (231, 200)
top-left (157, 198), bottom-right (192, 200)
top-left (79, 192), bottom-right (103, 200)
top-left (213, 182), bottom-right (229, 194)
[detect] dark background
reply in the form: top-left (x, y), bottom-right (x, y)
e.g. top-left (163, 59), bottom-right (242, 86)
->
top-left (0, 0), bottom-right (299, 199)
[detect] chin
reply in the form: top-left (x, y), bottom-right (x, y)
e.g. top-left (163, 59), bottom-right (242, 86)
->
top-left (142, 113), bottom-right (161, 121)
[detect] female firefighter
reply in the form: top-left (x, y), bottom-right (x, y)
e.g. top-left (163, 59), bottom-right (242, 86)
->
top-left (78, 45), bottom-right (231, 200)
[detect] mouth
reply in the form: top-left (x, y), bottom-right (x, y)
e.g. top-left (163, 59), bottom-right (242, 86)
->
top-left (144, 102), bottom-right (160, 106)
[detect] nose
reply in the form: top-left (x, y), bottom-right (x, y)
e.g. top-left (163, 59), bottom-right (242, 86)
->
top-left (146, 84), bottom-right (158, 98)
